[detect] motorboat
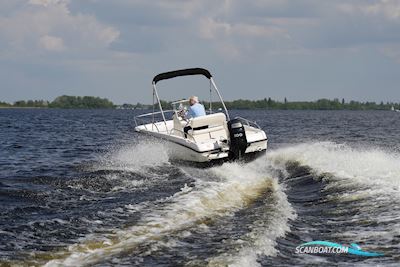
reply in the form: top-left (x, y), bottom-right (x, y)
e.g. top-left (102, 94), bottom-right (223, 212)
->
top-left (134, 68), bottom-right (268, 164)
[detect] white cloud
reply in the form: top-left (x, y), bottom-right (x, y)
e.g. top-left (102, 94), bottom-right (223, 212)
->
top-left (197, 13), bottom-right (293, 60)
top-left (381, 44), bottom-right (400, 62)
top-left (0, 0), bottom-right (119, 55)
top-left (199, 18), bottom-right (288, 39)
top-left (39, 35), bottom-right (65, 51)
top-left (338, 0), bottom-right (400, 20)
top-left (199, 18), bottom-right (230, 39)
top-left (362, 0), bottom-right (400, 20)
top-left (28, 0), bottom-right (68, 8)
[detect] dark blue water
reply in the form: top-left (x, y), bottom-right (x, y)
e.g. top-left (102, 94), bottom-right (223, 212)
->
top-left (1, 109), bottom-right (399, 266)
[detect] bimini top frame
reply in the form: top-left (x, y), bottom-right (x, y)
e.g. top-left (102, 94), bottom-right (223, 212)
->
top-left (149, 68), bottom-right (230, 132)
top-left (153, 68), bottom-right (212, 84)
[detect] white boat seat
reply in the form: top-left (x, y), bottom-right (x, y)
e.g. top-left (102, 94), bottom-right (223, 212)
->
top-left (189, 113), bottom-right (226, 128)
top-left (188, 113), bottom-right (228, 142)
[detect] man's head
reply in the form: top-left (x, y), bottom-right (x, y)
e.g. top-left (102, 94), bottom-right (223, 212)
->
top-left (189, 96), bottom-right (199, 106)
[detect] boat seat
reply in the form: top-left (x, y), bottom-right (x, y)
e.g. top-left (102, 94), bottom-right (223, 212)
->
top-left (189, 113), bottom-right (227, 128)
top-left (188, 113), bottom-right (228, 142)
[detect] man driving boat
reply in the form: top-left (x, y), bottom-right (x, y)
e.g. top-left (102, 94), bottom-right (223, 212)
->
top-left (183, 96), bottom-right (206, 137)
top-left (187, 96), bottom-right (206, 118)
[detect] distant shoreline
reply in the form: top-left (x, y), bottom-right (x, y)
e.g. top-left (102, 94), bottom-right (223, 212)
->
top-left (1, 95), bottom-right (399, 111)
top-left (0, 106), bottom-right (46, 109)
top-left (1, 107), bottom-right (399, 111)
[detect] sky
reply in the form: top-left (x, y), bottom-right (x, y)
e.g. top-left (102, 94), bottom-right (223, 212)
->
top-left (1, 0), bottom-right (400, 104)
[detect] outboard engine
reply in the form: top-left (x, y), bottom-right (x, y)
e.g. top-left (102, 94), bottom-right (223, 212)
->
top-left (228, 118), bottom-right (248, 160)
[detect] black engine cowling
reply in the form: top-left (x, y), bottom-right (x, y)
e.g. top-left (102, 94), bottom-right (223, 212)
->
top-left (228, 118), bottom-right (248, 160)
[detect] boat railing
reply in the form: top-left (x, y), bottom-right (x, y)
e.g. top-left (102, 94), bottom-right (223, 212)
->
top-left (134, 110), bottom-right (174, 132)
top-left (135, 111), bottom-right (198, 142)
top-left (235, 116), bottom-right (262, 129)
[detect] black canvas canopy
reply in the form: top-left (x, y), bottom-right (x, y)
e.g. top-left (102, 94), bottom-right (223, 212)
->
top-left (152, 68), bottom-right (212, 84)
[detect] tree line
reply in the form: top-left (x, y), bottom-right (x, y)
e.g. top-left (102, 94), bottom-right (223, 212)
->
top-left (159, 98), bottom-right (400, 110)
top-left (1, 96), bottom-right (399, 110)
top-left (0, 95), bottom-right (114, 109)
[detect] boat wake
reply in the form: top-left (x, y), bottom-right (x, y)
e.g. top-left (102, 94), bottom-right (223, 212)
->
top-left (263, 141), bottom-right (400, 266)
top-left (268, 141), bottom-right (400, 190)
top-left (41, 153), bottom-right (294, 266)
top-left (5, 141), bottom-right (400, 266)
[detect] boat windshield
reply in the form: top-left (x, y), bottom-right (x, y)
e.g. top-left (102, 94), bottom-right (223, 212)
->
top-left (171, 99), bottom-right (189, 112)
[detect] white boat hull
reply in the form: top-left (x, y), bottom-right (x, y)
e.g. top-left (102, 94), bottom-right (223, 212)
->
top-left (135, 118), bottom-right (268, 163)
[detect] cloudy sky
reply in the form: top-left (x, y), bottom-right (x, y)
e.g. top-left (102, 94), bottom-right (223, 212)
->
top-left (1, 0), bottom-right (400, 104)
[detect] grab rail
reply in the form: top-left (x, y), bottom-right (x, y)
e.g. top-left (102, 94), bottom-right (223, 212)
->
top-left (134, 110), bottom-right (174, 127)
top-left (135, 110), bottom-right (174, 119)
top-left (135, 115), bottom-right (198, 143)
top-left (135, 119), bottom-right (162, 133)
top-left (235, 116), bottom-right (261, 129)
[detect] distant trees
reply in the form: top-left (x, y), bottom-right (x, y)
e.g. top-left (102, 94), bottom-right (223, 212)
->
top-left (0, 96), bottom-right (114, 109)
top-left (0, 101), bottom-right (11, 107)
top-left (201, 98), bottom-right (400, 110)
top-left (1, 96), bottom-right (400, 110)
top-left (49, 95), bottom-right (114, 109)
top-left (12, 100), bottom-right (49, 108)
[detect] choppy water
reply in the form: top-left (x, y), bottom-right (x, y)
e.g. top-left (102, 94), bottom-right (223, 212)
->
top-left (1, 109), bottom-right (399, 266)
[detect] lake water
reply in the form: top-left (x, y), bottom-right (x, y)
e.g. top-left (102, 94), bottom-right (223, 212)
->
top-left (1, 109), bottom-right (399, 266)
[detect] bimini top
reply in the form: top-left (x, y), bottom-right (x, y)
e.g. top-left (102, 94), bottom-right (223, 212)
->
top-left (153, 68), bottom-right (212, 84)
